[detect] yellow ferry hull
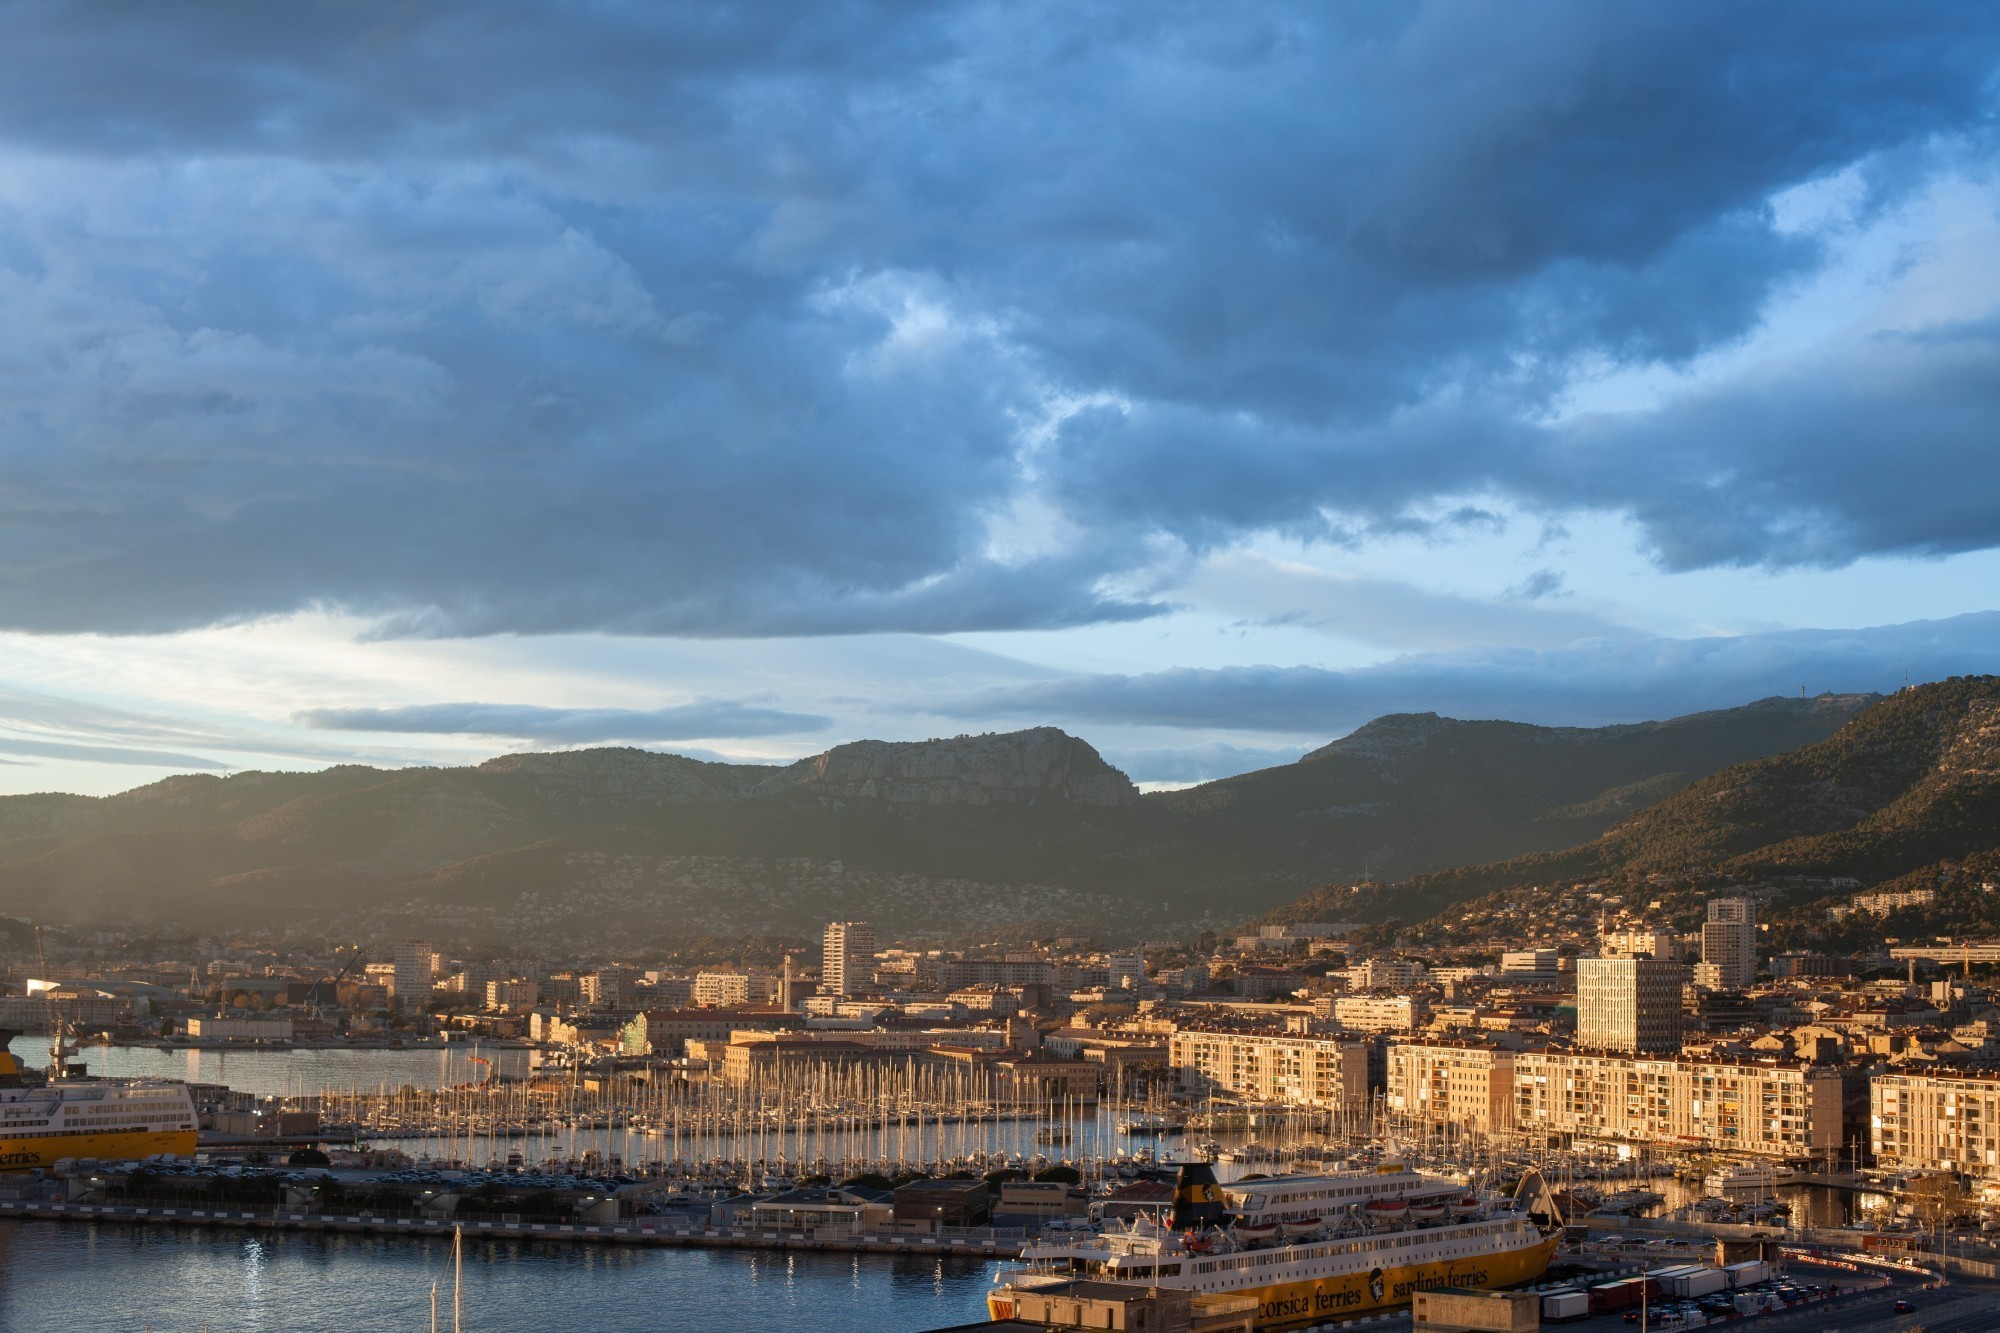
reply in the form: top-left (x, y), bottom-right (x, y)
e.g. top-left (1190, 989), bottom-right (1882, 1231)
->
top-left (0, 1128), bottom-right (199, 1172)
top-left (989, 1231), bottom-right (1560, 1331)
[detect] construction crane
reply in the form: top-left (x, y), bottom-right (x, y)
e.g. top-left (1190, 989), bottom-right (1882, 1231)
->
top-left (305, 944), bottom-right (365, 1014)
top-left (33, 925), bottom-right (76, 1080)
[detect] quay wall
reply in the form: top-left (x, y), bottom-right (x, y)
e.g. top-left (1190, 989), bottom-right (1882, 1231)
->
top-left (0, 1197), bottom-right (1023, 1259)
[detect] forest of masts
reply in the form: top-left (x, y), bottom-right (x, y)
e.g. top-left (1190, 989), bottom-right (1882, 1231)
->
top-left (278, 1058), bottom-right (1375, 1181)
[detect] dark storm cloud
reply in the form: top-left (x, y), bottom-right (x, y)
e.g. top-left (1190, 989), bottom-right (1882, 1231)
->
top-left (0, 2), bottom-right (1996, 635)
top-left (299, 699), bottom-right (830, 743)
top-left (943, 612), bottom-right (2000, 734)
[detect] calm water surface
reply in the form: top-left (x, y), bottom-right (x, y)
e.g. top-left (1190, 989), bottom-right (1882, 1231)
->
top-left (0, 1220), bottom-right (996, 1332)
top-left (7, 1038), bottom-right (532, 1097)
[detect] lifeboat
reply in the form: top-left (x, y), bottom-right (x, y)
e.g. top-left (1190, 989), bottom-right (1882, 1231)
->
top-left (1408, 1199), bottom-right (1449, 1222)
top-left (1232, 1219), bottom-right (1280, 1243)
top-left (1363, 1197), bottom-right (1410, 1225)
top-left (1448, 1194), bottom-right (1480, 1219)
top-left (1280, 1216), bottom-right (1324, 1240)
top-left (1183, 1232), bottom-right (1216, 1253)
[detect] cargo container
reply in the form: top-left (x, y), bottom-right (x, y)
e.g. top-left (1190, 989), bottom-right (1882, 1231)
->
top-left (1540, 1290), bottom-right (1589, 1323)
top-left (1661, 1267), bottom-right (1728, 1299)
top-left (1723, 1260), bottom-right (1771, 1288)
top-left (1411, 1288), bottom-right (1542, 1333)
top-left (1588, 1278), bottom-right (1660, 1314)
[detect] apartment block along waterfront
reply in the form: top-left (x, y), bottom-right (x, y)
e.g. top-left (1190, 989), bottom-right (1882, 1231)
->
top-left (1169, 1029), bottom-right (1371, 1111)
top-left (1514, 1051), bottom-right (1846, 1154)
top-left (1873, 1071), bottom-right (2000, 1179)
top-left (1385, 1042), bottom-right (1515, 1138)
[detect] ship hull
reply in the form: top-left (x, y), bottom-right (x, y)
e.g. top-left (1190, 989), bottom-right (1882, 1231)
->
top-left (0, 1128), bottom-right (199, 1172)
top-left (990, 1231), bottom-right (1560, 1330)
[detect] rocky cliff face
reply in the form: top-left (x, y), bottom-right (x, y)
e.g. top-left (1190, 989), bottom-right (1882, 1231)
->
top-left (762, 727), bottom-right (1140, 807)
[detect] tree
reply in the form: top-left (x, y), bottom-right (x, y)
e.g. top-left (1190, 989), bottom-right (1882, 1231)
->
top-left (1907, 1173), bottom-right (1971, 1235)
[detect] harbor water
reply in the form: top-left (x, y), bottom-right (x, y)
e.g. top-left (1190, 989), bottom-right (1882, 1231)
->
top-left (0, 1219), bottom-right (996, 1331)
top-left (7, 1037), bottom-right (534, 1098)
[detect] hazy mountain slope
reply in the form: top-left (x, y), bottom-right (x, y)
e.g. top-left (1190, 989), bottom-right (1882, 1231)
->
top-left (1269, 676), bottom-right (2000, 928)
top-left (1134, 693), bottom-right (1876, 898)
top-left (0, 699), bottom-right (1875, 939)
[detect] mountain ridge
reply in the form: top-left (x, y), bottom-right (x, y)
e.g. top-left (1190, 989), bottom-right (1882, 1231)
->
top-left (1265, 676), bottom-right (2000, 934)
top-left (0, 694), bottom-right (1879, 941)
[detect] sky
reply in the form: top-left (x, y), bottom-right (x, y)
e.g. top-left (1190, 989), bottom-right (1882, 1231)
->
top-left (4, 1), bottom-right (2000, 795)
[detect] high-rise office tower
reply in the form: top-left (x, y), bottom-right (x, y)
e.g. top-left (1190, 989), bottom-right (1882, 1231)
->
top-left (1576, 957), bottom-right (1687, 1054)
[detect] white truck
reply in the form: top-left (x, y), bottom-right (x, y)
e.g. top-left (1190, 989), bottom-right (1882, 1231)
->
top-left (1661, 1267), bottom-right (1729, 1298)
top-left (1540, 1290), bottom-right (1589, 1323)
top-left (1732, 1290), bottom-right (1781, 1315)
top-left (1723, 1259), bottom-right (1772, 1288)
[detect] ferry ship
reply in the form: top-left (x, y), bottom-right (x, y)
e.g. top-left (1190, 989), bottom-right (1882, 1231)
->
top-left (990, 1161), bottom-right (1563, 1331)
top-left (0, 1030), bottom-right (198, 1170)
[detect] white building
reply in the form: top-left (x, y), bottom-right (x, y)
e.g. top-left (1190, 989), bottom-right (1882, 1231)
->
top-left (392, 939), bottom-right (436, 1009)
top-left (1333, 993), bottom-right (1424, 1033)
top-left (1600, 927), bottom-right (1680, 961)
top-left (1700, 898), bottom-right (1758, 990)
top-left (822, 921), bottom-right (876, 997)
top-left (1344, 958), bottom-right (1426, 991)
top-left (1517, 1051), bottom-right (1844, 1156)
top-left (485, 978), bottom-right (539, 1012)
top-left (1576, 957), bottom-right (1686, 1054)
top-left (1386, 1042), bottom-right (1516, 1138)
top-left (1169, 1030), bottom-right (1371, 1111)
top-left (693, 971), bottom-right (772, 1007)
top-left (1873, 1072), bottom-right (2000, 1179)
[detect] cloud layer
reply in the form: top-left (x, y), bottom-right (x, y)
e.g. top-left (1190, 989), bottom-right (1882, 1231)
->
top-left (0, 3), bottom-right (1996, 637)
top-left (300, 699), bottom-right (829, 744)
top-left (944, 612), bottom-right (2000, 734)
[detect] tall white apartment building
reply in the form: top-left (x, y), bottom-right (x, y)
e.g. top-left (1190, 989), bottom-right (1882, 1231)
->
top-left (1700, 897), bottom-right (1759, 990)
top-left (1576, 957), bottom-right (1686, 1054)
top-left (822, 921), bottom-right (876, 997)
top-left (1386, 1042), bottom-right (1516, 1138)
top-left (1169, 1030), bottom-right (1371, 1111)
top-left (391, 939), bottom-right (435, 1009)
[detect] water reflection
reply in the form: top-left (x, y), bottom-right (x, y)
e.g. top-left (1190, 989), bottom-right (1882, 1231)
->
top-left (0, 1220), bottom-right (996, 1332)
